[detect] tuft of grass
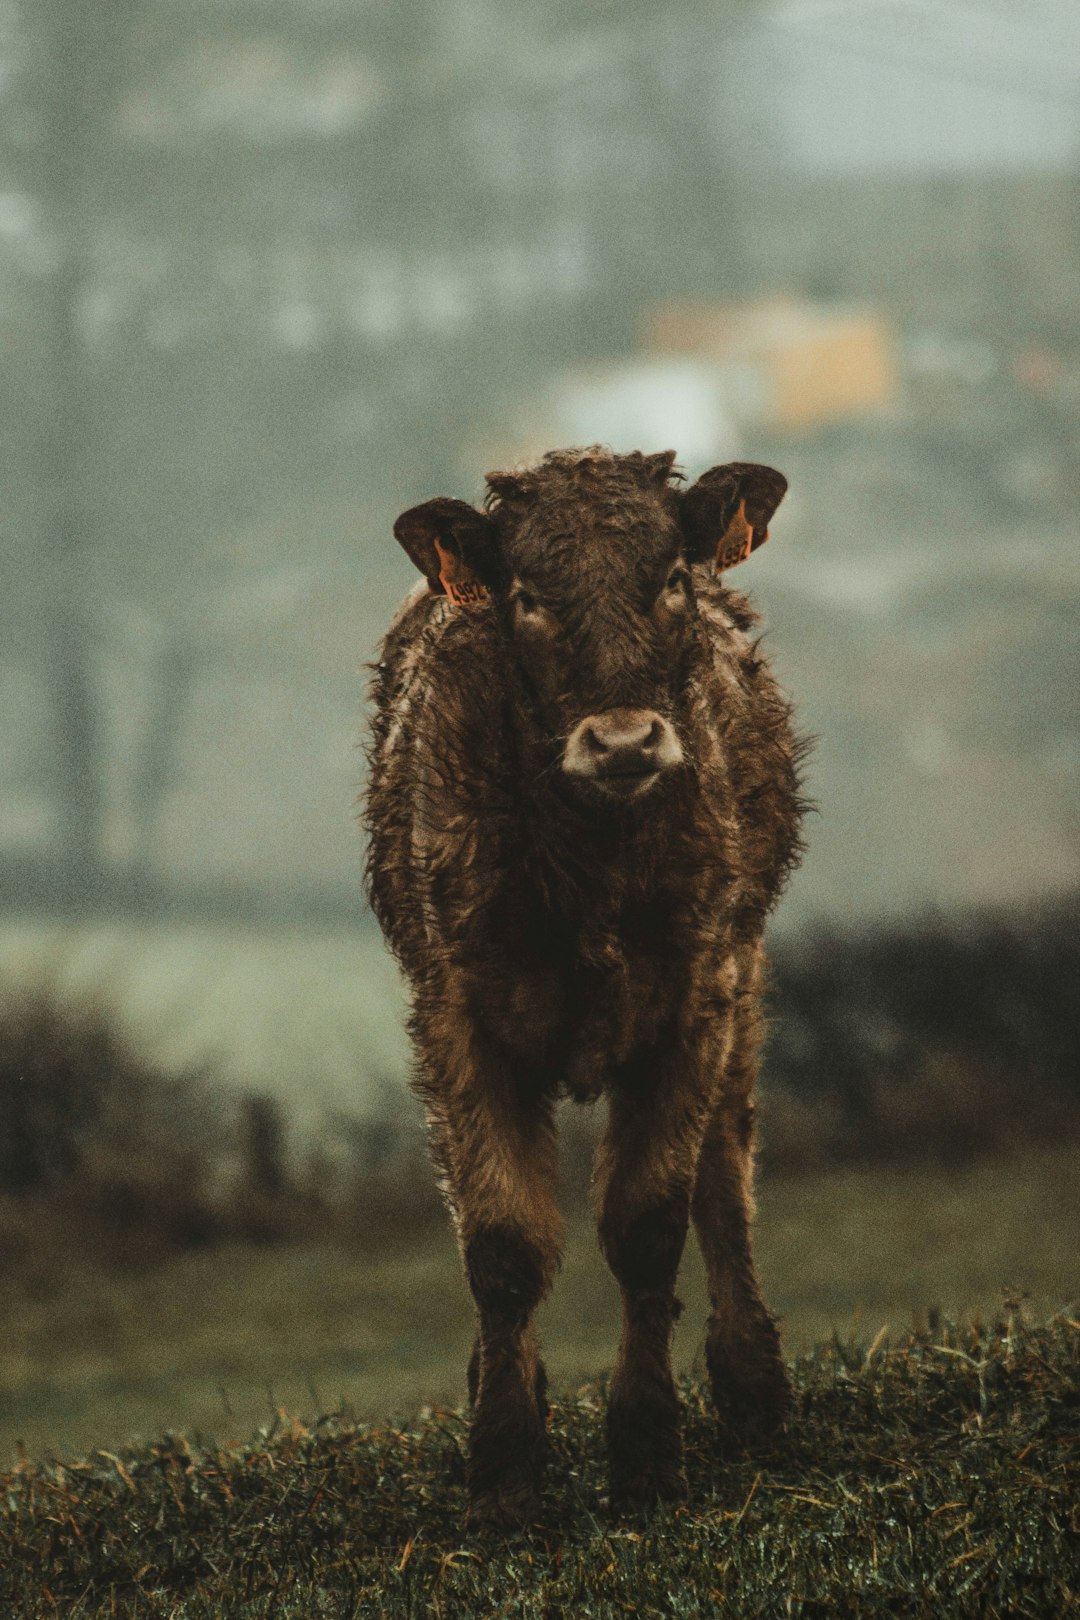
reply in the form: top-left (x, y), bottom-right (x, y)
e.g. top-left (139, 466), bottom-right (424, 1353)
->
top-left (1, 1312), bottom-right (1077, 1618)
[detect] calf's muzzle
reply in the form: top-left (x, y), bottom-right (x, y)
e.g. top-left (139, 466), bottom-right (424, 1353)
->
top-left (562, 707), bottom-right (683, 798)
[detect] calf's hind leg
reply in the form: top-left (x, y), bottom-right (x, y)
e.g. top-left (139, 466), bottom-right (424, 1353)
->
top-left (691, 956), bottom-right (791, 1441)
top-left (596, 1042), bottom-right (718, 1507)
top-left (420, 1026), bottom-right (562, 1530)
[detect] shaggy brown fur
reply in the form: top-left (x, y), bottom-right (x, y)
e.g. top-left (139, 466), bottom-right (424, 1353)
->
top-left (363, 447), bottom-right (807, 1527)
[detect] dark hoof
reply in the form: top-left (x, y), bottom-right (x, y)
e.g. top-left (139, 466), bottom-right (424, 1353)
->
top-left (466, 1479), bottom-right (540, 1532)
top-left (467, 1401), bottom-right (546, 1533)
top-left (610, 1457), bottom-right (688, 1511)
top-left (706, 1319), bottom-right (793, 1443)
top-left (607, 1390), bottom-right (685, 1510)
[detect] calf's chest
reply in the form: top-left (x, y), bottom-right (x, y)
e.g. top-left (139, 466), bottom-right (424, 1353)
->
top-left (472, 889), bottom-right (702, 1098)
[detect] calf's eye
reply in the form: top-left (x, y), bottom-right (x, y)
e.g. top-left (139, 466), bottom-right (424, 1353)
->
top-left (516, 589), bottom-right (540, 616)
top-left (662, 567), bottom-right (689, 600)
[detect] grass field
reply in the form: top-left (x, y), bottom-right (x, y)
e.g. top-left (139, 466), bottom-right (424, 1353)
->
top-left (2, 1142), bottom-right (1076, 1468)
top-left (0, 920), bottom-right (1075, 1613)
top-left (2, 1312), bottom-right (1077, 1618)
top-left (1, 922), bottom-right (1077, 1613)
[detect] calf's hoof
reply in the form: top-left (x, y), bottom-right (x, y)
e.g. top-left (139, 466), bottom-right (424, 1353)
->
top-left (466, 1477), bottom-right (541, 1532)
top-left (607, 1392), bottom-right (686, 1510)
top-left (706, 1318), bottom-right (793, 1443)
top-left (609, 1455), bottom-right (688, 1511)
top-left (466, 1405), bottom-right (546, 1532)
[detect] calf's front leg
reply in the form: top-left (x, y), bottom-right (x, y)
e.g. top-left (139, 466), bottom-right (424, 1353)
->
top-left (418, 1016), bottom-right (562, 1530)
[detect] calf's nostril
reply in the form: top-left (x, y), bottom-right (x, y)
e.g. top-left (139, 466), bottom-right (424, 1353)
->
top-left (583, 725), bottom-right (607, 755)
top-left (643, 719), bottom-right (662, 752)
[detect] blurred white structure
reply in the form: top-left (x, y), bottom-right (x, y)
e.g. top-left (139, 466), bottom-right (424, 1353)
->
top-left (554, 361), bottom-right (741, 477)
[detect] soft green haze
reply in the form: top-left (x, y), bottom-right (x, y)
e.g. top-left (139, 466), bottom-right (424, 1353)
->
top-left (2, 0), bottom-right (1077, 937)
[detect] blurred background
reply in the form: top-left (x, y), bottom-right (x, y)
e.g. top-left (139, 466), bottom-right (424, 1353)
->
top-left (0, 0), bottom-right (1077, 1463)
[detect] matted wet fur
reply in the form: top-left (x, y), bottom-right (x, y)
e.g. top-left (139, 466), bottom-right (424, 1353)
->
top-left (363, 447), bottom-right (808, 1527)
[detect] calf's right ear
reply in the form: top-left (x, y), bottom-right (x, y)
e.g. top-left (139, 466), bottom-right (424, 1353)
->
top-left (392, 497), bottom-right (498, 603)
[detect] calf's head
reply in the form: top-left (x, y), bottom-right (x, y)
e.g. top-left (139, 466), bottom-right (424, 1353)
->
top-left (392, 448), bottom-right (787, 803)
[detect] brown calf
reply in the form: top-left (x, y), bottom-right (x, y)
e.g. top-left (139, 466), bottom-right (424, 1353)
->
top-left (363, 447), bottom-right (807, 1527)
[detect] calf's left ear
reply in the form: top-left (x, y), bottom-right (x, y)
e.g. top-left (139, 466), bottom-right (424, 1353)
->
top-left (392, 497), bottom-right (498, 604)
top-left (678, 462), bottom-right (788, 572)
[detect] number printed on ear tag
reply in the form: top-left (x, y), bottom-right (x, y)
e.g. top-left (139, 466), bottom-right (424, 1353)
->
top-left (444, 577), bottom-right (489, 607)
top-left (433, 537), bottom-right (490, 607)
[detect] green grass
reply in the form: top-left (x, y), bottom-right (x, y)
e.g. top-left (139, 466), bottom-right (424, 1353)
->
top-left (2, 1311), bottom-right (1077, 1618)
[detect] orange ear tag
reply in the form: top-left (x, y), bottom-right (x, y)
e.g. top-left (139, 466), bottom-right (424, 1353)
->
top-left (432, 537), bottom-right (490, 608)
top-left (714, 500), bottom-right (768, 574)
